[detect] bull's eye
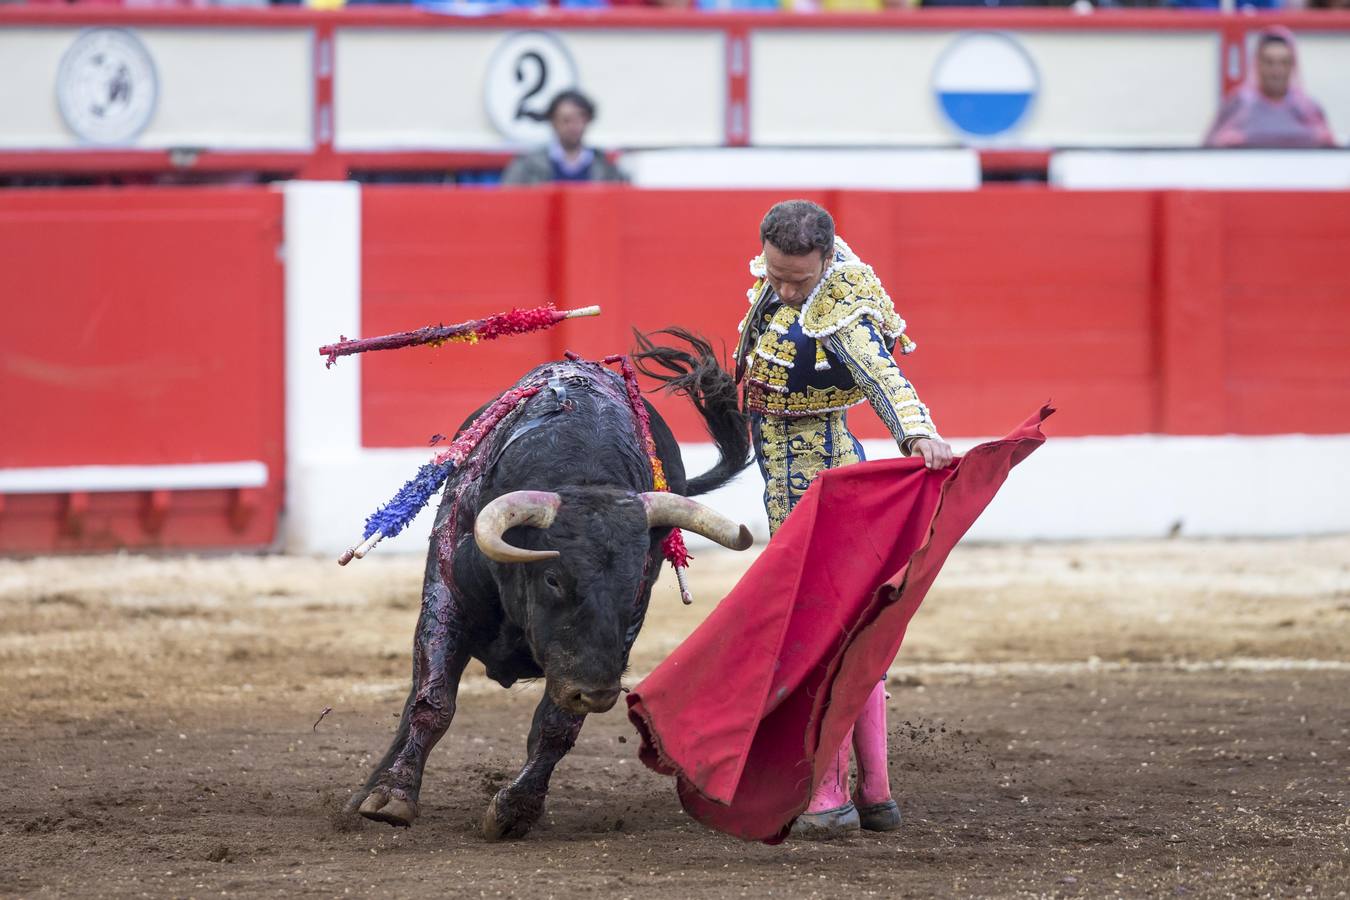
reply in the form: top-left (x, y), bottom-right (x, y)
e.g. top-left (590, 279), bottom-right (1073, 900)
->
top-left (544, 573), bottom-right (562, 592)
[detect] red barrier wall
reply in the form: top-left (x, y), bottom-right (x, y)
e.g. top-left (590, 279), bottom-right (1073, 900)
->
top-left (361, 189), bottom-right (557, 446)
top-left (0, 189), bottom-right (285, 551)
top-left (361, 187), bottom-right (1350, 446)
top-left (5, 185), bottom-right (1347, 554)
top-left (1197, 193), bottom-right (1350, 435)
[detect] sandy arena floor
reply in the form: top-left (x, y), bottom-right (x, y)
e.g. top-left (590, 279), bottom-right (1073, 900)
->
top-left (1, 537), bottom-right (1347, 898)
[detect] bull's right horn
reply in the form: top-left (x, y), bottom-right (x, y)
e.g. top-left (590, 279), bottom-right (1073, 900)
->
top-left (639, 493), bottom-right (754, 551)
top-left (474, 491), bottom-right (563, 564)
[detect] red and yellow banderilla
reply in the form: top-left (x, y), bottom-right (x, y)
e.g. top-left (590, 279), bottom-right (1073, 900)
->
top-left (319, 304), bottom-right (601, 368)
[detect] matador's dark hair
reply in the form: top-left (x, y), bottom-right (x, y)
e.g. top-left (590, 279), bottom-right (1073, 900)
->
top-left (759, 199), bottom-right (835, 261)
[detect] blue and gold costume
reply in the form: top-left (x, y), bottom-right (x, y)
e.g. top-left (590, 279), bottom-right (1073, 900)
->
top-left (735, 237), bottom-right (940, 533)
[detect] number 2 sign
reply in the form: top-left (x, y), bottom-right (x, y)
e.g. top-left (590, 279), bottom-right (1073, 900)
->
top-left (484, 31), bottom-right (580, 145)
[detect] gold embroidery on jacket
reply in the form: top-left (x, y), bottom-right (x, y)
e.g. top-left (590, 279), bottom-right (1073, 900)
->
top-left (744, 382), bottom-right (867, 417)
top-left (826, 320), bottom-right (937, 444)
top-left (739, 235), bottom-right (928, 422)
top-left (742, 306), bottom-right (800, 399)
top-left (800, 266), bottom-right (908, 343)
top-left (756, 412), bottom-right (862, 534)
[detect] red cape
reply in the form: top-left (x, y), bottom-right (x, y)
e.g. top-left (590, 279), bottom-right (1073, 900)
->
top-left (627, 406), bottom-right (1052, 843)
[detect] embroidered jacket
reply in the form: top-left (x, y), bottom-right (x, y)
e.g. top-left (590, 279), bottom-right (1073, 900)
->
top-left (735, 237), bottom-right (939, 450)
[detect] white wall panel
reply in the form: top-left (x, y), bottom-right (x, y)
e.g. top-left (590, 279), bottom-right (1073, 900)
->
top-left (567, 31), bottom-right (724, 148)
top-left (335, 28), bottom-right (724, 151)
top-left (144, 30), bottom-right (313, 149)
top-left (1295, 33), bottom-right (1350, 148)
top-left (5, 24), bottom-right (1344, 155)
top-left (1015, 32), bottom-right (1218, 147)
top-left (751, 30), bottom-right (1220, 148)
top-left (621, 147), bottom-right (979, 188)
top-left (1050, 149), bottom-right (1350, 189)
top-left (751, 31), bottom-right (953, 146)
top-left (335, 29), bottom-right (505, 150)
top-left (0, 27), bottom-right (312, 150)
top-left (0, 30), bottom-right (74, 147)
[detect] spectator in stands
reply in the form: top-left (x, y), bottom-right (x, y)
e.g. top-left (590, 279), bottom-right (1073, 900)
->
top-left (1204, 28), bottom-right (1337, 149)
top-left (501, 90), bottom-right (625, 185)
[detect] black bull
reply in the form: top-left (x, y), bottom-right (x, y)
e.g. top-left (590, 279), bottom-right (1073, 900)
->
top-left (347, 333), bottom-right (753, 840)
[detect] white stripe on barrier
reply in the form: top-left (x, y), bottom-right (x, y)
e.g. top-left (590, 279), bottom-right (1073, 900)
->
top-left (1050, 150), bottom-right (1350, 190)
top-left (283, 434), bottom-right (1350, 557)
top-left (283, 180), bottom-right (363, 553)
top-left (620, 148), bottom-right (981, 190)
top-left (0, 461), bottom-right (268, 493)
top-left (683, 433), bottom-right (1350, 544)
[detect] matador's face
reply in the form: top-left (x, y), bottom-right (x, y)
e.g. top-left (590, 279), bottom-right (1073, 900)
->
top-left (762, 242), bottom-right (828, 308)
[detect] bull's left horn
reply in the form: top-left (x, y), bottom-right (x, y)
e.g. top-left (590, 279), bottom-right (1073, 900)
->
top-left (474, 491), bottom-right (563, 564)
top-left (639, 493), bottom-right (753, 551)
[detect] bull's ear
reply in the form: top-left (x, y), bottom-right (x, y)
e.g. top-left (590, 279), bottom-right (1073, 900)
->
top-left (474, 491), bottom-right (562, 563)
top-left (639, 493), bottom-right (753, 551)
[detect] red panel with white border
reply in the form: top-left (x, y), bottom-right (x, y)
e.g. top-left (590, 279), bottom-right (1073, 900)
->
top-left (0, 188), bottom-right (285, 552)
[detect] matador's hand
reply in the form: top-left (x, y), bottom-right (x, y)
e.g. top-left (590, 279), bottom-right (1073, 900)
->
top-left (911, 437), bottom-right (954, 470)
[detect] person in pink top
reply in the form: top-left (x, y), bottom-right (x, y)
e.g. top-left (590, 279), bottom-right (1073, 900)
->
top-left (1205, 28), bottom-right (1337, 149)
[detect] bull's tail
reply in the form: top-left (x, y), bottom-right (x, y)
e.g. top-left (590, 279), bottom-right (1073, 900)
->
top-left (631, 328), bottom-right (751, 497)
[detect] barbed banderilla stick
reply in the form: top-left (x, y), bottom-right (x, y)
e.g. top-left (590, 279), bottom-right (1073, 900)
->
top-left (318, 304), bottom-right (601, 368)
top-left (336, 383), bottom-right (547, 565)
top-left (337, 531), bottom-right (383, 566)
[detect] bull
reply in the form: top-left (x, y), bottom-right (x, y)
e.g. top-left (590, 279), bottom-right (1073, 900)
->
top-left (346, 331), bottom-right (752, 840)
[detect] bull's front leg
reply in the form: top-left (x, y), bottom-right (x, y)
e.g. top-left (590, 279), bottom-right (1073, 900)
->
top-left (348, 570), bottom-right (469, 828)
top-left (482, 695), bottom-right (584, 841)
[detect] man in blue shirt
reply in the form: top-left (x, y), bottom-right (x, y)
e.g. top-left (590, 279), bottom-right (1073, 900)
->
top-left (502, 90), bottom-right (625, 185)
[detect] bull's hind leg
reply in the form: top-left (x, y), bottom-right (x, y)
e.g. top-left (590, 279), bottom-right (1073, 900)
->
top-left (348, 562), bottom-right (469, 828)
top-left (482, 696), bottom-right (584, 841)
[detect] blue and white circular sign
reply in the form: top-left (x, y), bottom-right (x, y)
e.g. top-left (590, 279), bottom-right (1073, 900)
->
top-left (933, 32), bottom-right (1038, 140)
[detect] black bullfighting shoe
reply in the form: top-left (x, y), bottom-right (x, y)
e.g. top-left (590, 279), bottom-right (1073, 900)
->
top-left (856, 798), bottom-right (903, 832)
top-left (790, 801), bottom-right (861, 839)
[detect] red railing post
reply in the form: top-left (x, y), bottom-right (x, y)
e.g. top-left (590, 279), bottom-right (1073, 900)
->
top-left (550, 186), bottom-right (626, 360)
top-left (301, 22), bottom-right (345, 181)
top-left (726, 25), bottom-right (751, 148)
top-left (1219, 20), bottom-right (1246, 98)
top-left (1156, 191), bottom-right (1228, 435)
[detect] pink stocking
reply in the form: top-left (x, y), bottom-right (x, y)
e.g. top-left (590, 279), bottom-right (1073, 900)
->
top-left (851, 680), bottom-right (892, 806)
top-left (804, 727), bottom-right (853, 813)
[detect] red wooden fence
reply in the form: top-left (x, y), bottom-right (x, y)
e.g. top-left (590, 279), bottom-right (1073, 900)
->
top-left (0, 189), bottom-right (285, 551)
top-left (361, 186), bottom-right (1350, 445)
top-left (4, 185), bottom-right (1347, 552)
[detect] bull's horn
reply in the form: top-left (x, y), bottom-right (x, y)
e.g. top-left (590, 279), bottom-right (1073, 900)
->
top-left (639, 493), bottom-right (753, 551)
top-left (474, 491), bottom-right (563, 563)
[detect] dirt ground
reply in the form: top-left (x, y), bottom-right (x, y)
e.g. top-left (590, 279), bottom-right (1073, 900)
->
top-left (1, 537), bottom-right (1347, 899)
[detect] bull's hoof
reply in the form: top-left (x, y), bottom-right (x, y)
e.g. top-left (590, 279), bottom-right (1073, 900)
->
top-left (353, 787), bottom-right (418, 828)
top-left (482, 788), bottom-right (544, 841)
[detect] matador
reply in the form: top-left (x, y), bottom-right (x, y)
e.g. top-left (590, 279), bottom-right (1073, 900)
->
top-left (734, 199), bottom-right (955, 838)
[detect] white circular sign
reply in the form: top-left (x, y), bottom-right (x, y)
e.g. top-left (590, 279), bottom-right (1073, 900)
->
top-left (56, 28), bottom-right (158, 146)
top-left (484, 31), bottom-right (579, 145)
top-left (932, 32), bottom-right (1038, 141)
